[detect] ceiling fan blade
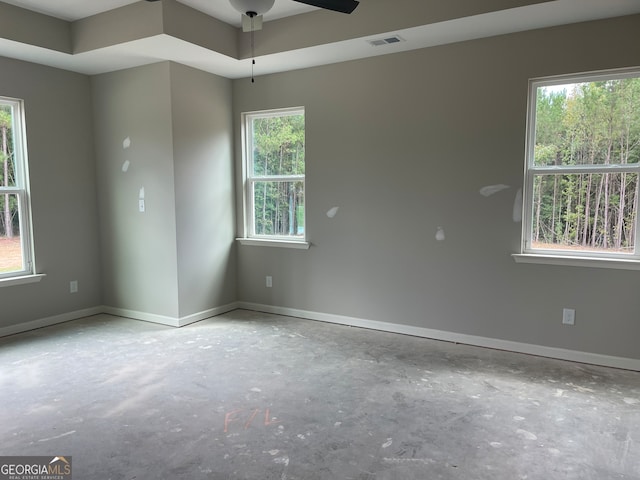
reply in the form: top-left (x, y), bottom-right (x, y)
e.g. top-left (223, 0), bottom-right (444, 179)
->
top-left (293, 0), bottom-right (359, 14)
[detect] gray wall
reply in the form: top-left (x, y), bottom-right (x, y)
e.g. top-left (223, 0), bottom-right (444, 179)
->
top-left (92, 61), bottom-right (236, 320)
top-left (170, 63), bottom-right (236, 318)
top-left (2, 12), bottom-right (638, 362)
top-left (233, 15), bottom-right (640, 360)
top-left (0, 56), bottom-right (101, 327)
top-left (92, 62), bottom-right (179, 318)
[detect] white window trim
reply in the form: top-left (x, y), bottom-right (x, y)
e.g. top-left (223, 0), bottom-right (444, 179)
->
top-left (512, 253), bottom-right (640, 270)
top-left (0, 273), bottom-right (46, 287)
top-left (236, 238), bottom-right (310, 249)
top-left (0, 96), bottom-right (36, 280)
top-left (519, 67), bottom-right (640, 268)
top-left (238, 106), bottom-right (308, 249)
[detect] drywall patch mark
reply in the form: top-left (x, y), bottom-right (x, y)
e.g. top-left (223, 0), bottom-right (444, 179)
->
top-left (327, 206), bottom-right (339, 218)
top-left (516, 429), bottom-right (538, 441)
top-left (435, 227), bottom-right (446, 242)
top-left (139, 187), bottom-right (145, 199)
top-left (480, 184), bottom-right (510, 197)
top-left (38, 430), bottom-right (76, 442)
top-left (122, 160), bottom-right (130, 173)
top-left (567, 383), bottom-right (594, 394)
top-left (382, 438), bottom-right (393, 448)
top-left (513, 188), bottom-right (523, 222)
top-left (273, 456), bottom-right (289, 480)
top-left (383, 458), bottom-right (435, 465)
top-left (123, 137), bottom-right (131, 149)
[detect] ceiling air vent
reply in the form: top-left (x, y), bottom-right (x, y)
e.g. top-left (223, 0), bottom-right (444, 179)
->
top-left (367, 35), bottom-right (405, 47)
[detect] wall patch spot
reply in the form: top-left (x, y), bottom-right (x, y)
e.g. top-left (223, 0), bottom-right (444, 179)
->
top-left (435, 227), bottom-right (446, 242)
top-left (479, 184), bottom-right (510, 197)
top-left (513, 188), bottom-right (523, 223)
top-left (327, 206), bottom-right (339, 218)
top-left (123, 137), bottom-right (131, 149)
top-left (122, 160), bottom-right (130, 173)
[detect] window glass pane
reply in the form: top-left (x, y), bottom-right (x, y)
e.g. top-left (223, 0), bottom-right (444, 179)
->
top-left (531, 173), bottom-right (638, 253)
top-left (251, 114), bottom-right (305, 176)
top-left (0, 193), bottom-right (24, 273)
top-left (1, 103), bottom-right (17, 187)
top-left (534, 78), bottom-right (640, 166)
top-left (253, 181), bottom-right (305, 237)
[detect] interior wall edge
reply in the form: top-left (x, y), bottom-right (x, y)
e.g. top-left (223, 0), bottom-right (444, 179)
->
top-left (236, 302), bottom-right (640, 372)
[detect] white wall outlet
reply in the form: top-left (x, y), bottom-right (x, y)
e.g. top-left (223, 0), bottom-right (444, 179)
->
top-left (562, 308), bottom-right (575, 325)
top-left (266, 276), bottom-right (272, 288)
top-left (70, 280), bottom-right (78, 294)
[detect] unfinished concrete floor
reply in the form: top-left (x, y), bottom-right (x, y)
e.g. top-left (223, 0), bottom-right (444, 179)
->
top-left (1, 310), bottom-right (639, 479)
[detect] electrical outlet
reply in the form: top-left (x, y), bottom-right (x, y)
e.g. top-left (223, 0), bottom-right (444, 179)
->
top-left (70, 280), bottom-right (78, 294)
top-left (266, 276), bottom-right (272, 288)
top-left (562, 308), bottom-right (575, 325)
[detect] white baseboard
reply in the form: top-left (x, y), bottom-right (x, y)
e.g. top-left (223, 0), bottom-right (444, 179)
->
top-left (175, 302), bottom-right (240, 327)
top-left (238, 302), bottom-right (640, 372)
top-left (4, 301), bottom-right (638, 372)
top-left (0, 303), bottom-right (240, 338)
top-left (0, 306), bottom-right (103, 339)
top-left (102, 306), bottom-right (180, 327)
top-left (103, 302), bottom-right (240, 327)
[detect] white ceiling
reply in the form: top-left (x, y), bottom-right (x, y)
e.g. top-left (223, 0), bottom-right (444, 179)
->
top-left (1, 0), bottom-right (640, 79)
top-left (0, 0), bottom-right (318, 24)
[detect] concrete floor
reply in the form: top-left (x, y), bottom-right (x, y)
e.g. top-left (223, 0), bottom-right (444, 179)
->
top-left (0, 310), bottom-right (639, 479)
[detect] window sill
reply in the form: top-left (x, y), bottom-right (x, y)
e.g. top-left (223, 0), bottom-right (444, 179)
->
top-left (512, 254), bottom-right (640, 270)
top-left (0, 273), bottom-right (46, 287)
top-left (236, 238), bottom-right (310, 250)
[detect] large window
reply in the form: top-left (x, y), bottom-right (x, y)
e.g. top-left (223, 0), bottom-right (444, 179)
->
top-left (521, 68), bottom-right (640, 262)
top-left (0, 97), bottom-right (33, 279)
top-left (241, 107), bottom-right (305, 243)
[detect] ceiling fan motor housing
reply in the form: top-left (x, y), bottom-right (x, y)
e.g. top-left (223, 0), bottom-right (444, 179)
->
top-left (229, 0), bottom-right (276, 16)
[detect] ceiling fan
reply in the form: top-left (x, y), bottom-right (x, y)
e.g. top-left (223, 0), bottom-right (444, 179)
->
top-left (144, 0), bottom-right (359, 32)
top-left (229, 0), bottom-right (359, 32)
top-left (144, 0), bottom-right (359, 81)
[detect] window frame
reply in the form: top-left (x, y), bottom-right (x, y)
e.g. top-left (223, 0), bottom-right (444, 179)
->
top-left (0, 96), bottom-right (35, 281)
top-left (519, 67), bottom-right (640, 266)
top-left (239, 106), bottom-right (308, 248)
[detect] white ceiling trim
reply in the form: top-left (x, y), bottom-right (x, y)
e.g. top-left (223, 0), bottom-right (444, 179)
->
top-left (0, 0), bottom-right (319, 24)
top-left (1, 0), bottom-right (639, 79)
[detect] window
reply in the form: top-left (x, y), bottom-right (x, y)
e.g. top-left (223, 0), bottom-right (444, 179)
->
top-left (0, 96), bottom-right (34, 279)
top-left (240, 107), bottom-right (306, 245)
top-left (520, 68), bottom-right (640, 264)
